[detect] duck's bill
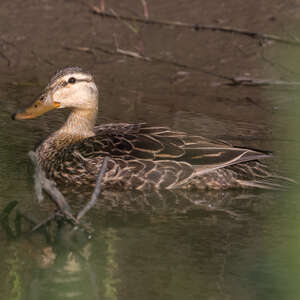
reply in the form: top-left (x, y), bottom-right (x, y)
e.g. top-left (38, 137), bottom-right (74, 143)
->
top-left (12, 99), bottom-right (60, 120)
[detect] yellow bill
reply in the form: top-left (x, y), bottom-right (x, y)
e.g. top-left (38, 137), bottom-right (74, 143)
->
top-left (12, 99), bottom-right (60, 120)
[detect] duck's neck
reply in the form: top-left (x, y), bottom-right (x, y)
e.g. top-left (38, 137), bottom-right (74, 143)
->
top-left (55, 108), bottom-right (97, 141)
top-left (36, 108), bottom-right (98, 162)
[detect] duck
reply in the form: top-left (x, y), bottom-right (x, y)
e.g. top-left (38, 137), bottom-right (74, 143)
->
top-left (12, 67), bottom-right (288, 190)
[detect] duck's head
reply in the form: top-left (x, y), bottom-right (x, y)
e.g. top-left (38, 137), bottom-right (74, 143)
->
top-left (12, 67), bottom-right (99, 120)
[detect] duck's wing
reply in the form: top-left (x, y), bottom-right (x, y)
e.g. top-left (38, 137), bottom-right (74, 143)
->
top-left (74, 123), bottom-right (271, 172)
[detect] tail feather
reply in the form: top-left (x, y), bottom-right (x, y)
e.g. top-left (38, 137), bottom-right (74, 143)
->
top-left (235, 177), bottom-right (297, 190)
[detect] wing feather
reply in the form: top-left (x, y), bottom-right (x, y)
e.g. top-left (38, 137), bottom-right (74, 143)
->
top-left (67, 123), bottom-right (271, 186)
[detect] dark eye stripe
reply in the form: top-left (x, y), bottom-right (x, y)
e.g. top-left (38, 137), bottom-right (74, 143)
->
top-left (47, 78), bottom-right (92, 92)
top-left (66, 78), bottom-right (92, 85)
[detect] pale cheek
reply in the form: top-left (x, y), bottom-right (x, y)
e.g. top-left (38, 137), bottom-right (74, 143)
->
top-left (53, 89), bottom-right (64, 101)
top-left (51, 84), bottom-right (97, 109)
top-left (53, 88), bottom-right (72, 107)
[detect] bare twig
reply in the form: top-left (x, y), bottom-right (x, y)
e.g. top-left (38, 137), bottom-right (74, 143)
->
top-left (110, 8), bottom-right (139, 34)
top-left (94, 45), bottom-right (300, 86)
top-left (31, 213), bottom-right (56, 232)
top-left (95, 45), bottom-right (232, 81)
top-left (227, 77), bottom-right (300, 86)
top-left (77, 157), bottom-right (108, 220)
top-left (29, 151), bottom-right (73, 216)
top-left (117, 48), bottom-right (151, 61)
top-left (90, 8), bottom-right (300, 46)
top-left (33, 161), bottom-right (44, 203)
top-left (63, 46), bottom-right (94, 54)
top-left (63, 46), bottom-right (97, 62)
top-left (100, 0), bottom-right (105, 12)
top-left (0, 50), bottom-right (10, 66)
top-left (140, 0), bottom-right (149, 19)
top-left (16, 211), bottom-right (38, 227)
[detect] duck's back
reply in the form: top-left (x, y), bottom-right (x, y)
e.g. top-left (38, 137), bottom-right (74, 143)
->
top-left (36, 123), bottom-right (282, 190)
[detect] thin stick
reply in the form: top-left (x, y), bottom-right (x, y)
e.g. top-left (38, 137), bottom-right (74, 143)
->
top-left (0, 50), bottom-right (10, 66)
top-left (110, 9), bottom-right (139, 34)
top-left (94, 45), bottom-right (233, 81)
top-left (227, 77), bottom-right (300, 86)
top-left (77, 157), bottom-right (109, 220)
top-left (16, 211), bottom-right (38, 226)
top-left (100, 0), bottom-right (105, 12)
top-left (63, 46), bottom-right (98, 64)
top-left (31, 213), bottom-right (56, 232)
top-left (28, 151), bottom-right (73, 215)
top-left (140, 0), bottom-right (149, 19)
top-left (91, 8), bottom-right (300, 46)
top-left (93, 45), bottom-right (300, 86)
top-left (33, 164), bottom-right (44, 203)
top-left (26, 151), bottom-right (93, 234)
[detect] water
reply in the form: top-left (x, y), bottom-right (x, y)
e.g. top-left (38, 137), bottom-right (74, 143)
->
top-left (1, 0), bottom-right (300, 299)
top-left (1, 190), bottom-right (296, 300)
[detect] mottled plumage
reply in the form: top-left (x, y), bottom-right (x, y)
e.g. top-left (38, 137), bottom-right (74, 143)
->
top-left (13, 67), bottom-right (290, 190)
top-left (36, 123), bottom-right (282, 190)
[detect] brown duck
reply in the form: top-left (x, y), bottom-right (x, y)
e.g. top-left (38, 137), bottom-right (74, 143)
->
top-left (12, 67), bottom-right (287, 190)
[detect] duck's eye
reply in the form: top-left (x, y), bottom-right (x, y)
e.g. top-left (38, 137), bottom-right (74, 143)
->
top-left (68, 77), bottom-right (76, 84)
top-left (40, 96), bottom-right (45, 101)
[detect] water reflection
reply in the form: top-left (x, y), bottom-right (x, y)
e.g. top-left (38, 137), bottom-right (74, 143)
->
top-left (1, 187), bottom-right (283, 300)
top-left (25, 224), bottom-right (101, 300)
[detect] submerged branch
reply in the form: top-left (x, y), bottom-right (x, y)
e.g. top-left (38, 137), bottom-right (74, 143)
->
top-left (28, 151), bottom-right (107, 233)
top-left (77, 157), bottom-right (108, 220)
top-left (29, 151), bottom-right (73, 214)
top-left (31, 213), bottom-right (57, 232)
top-left (91, 8), bottom-right (300, 46)
top-left (28, 151), bottom-right (85, 232)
